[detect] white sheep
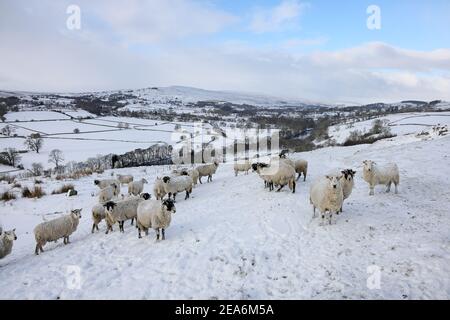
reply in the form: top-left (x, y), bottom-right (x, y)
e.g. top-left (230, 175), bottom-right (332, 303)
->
top-left (136, 199), bottom-right (176, 240)
top-left (98, 184), bottom-right (119, 203)
top-left (153, 177), bottom-right (167, 200)
top-left (196, 160), bottom-right (219, 183)
top-left (162, 175), bottom-right (193, 201)
top-left (34, 209), bottom-right (82, 255)
top-left (0, 229), bottom-right (17, 260)
top-left (91, 203), bottom-right (106, 233)
top-left (104, 193), bottom-right (150, 234)
top-left (117, 174), bottom-right (134, 185)
top-left (233, 160), bottom-right (252, 176)
top-left (310, 175), bottom-right (344, 225)
top-left (94, 179), bottom-right (120, 189)
top-left (253, 161), bottom-right (296, 193)
top-left (294, 159), bottom-right (308, 181)
top-left (362, 160), bottom-right (399, 196)
top-left (128, 178), bottom-right (148, 196)
top-left (173, 168), bottom-right (200, 187)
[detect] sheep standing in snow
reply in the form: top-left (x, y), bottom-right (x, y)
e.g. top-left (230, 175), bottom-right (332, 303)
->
top-left (98, 184), bottom-right (119, 203)
top-left (91, 203), bottom-right (106, 233)
top-left (196, 160), bottom-right (219, 183)
top-left (233, 160), bottom-right (252, 176)
top-left (279, 154), bottom-right (308, 181)
top-left (162, 175), bottom-right (193, 201)
top-left (117, 174), bottom-right (134, 186)
top-left (136, 199), bottom-right (176, 240)
top-left (294, 159), bottom-right (308, 181)
top-left (104, 193), bottom-right (150, 234)
top-left (34, 209), bottom-right (82, 255)
top-left (173, 168), bottom-right (200, 187)
top-left (310, 175), bottom-right (343, 225)
top-left (0, 229), bottom-right (17, 259)
top-left (253, 161), bottom-right (296, 193)
top-left (153, 177), bottom-right (167, 200)
top-left (362, 160), bottom-right (399, 196)
top-left (128, 178), bottom-right (148, 196)
top-left (340, 169), bottom-right (356, 212)
top-left (94, 179), bottom-right (120, 189)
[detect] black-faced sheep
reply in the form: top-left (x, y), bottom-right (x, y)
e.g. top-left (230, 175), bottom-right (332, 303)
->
top-left (136, 199), bottom-right (176, 240)
top-left (162, 175), bottom-right (193, 201)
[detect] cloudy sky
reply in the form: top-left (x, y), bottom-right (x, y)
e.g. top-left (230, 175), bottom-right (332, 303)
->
top-left (0, 0), bottom-right (449, 103)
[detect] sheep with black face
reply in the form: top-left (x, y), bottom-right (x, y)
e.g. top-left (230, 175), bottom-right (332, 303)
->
top-left (136, 199), bottom-right (176, 240)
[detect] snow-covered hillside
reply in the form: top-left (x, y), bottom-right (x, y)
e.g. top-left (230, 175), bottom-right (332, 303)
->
top-left (1, 131), bottom-right (449, 299)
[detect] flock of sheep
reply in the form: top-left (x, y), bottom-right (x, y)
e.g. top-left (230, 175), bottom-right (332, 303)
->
top-left (0, 154), bottom-right (400, 260)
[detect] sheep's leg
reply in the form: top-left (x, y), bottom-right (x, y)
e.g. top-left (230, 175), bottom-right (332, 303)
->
top-left (91, 223), bottom-right (96, 233)
top-left (369, 185), bottom-right (375, 196)
top-left (296, 173), bottom-right (301, 181)
top-left (120, 221), bottom-right (125, 233)
top-left (156, 229), bottom-right (160, 240)
top-left (145, 229), bottom-right (148, 236)
top-left (185, 191), bottom-right (189, 200)
top-left (35, 244), bottom-right (40, 255)
top-left (235, 171), bottom-right (238, 177)
top-left (130, 217), bottom-right (134, 226)
top-left (63, 237), bottom-right (67, 245)
top-left (162, 228), bottom-right (165, 240)
top-left (96, 224), bottom-right (99, 231)
top-left (312, 206), bottom-right (316, 218)
top-left (292, 181), bottom-right (296, 193)
top-left (394, 183), bottom-right (398, 194)
top-left (340, 206), bottom-right (343, 213)
top-left (276, 184), bottom-right (285, 192)
top-left (386, 182), bottom-right (392, 193)
top-left (303, 172), bottom-right (306, 182)
top-left (66, 236), bottom-right (70, 244)
top-left (138, 227), bottom-right (142, 239)
top-left (199, 177), bottom-right (203, 184)
top-left (173, 193), bottom-right (177, 202)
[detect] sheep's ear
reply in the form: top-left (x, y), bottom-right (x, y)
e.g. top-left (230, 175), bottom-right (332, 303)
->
top-left (13, 228), bottom-right (16, 232)
top-left (325, 175), bottom-right (331, 180)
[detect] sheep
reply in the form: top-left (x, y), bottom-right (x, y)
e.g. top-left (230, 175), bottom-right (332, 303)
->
top-left (233, 160), bottom-right (252, 176)
top-left (128, 178), bottom-right (148, 196)
top-left (173, 168), bottom-right (200, 187)
top-left (340, 169), bottom-right (356, 212)
top-left (94, 179), bottom-right (120, 189)
top-left (104, 193), bottom-right (150, 234)
top-left (310, 175), bottom-right (344, 225)
top-left (253, 161), bottom-right (296, 193)
top-left (153, 177), bottom-right (167, 200)
top-left (196, 159), bottom-right (219, 183)
top-left (0, 229), bottom-right (17, 259)
top-left (162, 175), bottom-right (193, 201)
top-left (294, 159), bottom-right (308, 181)
top-left (117, 174), bottom-right (134, 185)
top-left (34, 209), bottom-right (82, 255)
top-left (136, 199), bottom-right (176, 240)
top-left (362, 160), bottom-right (399, 196)
top-left (91, 203), bottom-right (106, 233)
top-left (98, 184), bottom-right (119, 203)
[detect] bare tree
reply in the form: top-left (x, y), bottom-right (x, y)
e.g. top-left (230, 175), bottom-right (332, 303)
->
top-left (24, 133), bottom-right (43, 153)
top-left (48, 149), bottom-right (64, 169)
top-left (1, 125), bottom-right (16, 137)
top-left (30, 162), bottom-right (44, 176)
top-left (0, 148), bottom-right (21, 167)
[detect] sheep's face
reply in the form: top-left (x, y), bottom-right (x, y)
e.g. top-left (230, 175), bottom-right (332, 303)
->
top-left (162, 199), bottom-right (176, 214)
top-left (363, 160), bottom-right (375, 173)
top-left (251, 163), bottom-right (258, 172)
top-left (325, 175), bottom-right (342, 190)
top-left (94, 180), bottom-right (100, 185)
top-left (104, 201), bottom-right (116, 213)
top-left (71, 209), bottom-right (82, 219)
top-left (141, 193), bottom-right (151, 200)
top-left (162, 176), bottom-right (171, 183)
top-left (341, 169), bottom-right (356, 182)
top-left (180, 171), bottom-right (188, 176)
top-left (4, 229), bottom-right (17, 241)
top-left (142, 178), bottom-right (148, 184)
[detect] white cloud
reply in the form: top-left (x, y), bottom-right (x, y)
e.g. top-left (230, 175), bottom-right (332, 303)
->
top-left (0, 2), bottom-right (449, 104)
top-left (249, 0), bottom-right (309, 33)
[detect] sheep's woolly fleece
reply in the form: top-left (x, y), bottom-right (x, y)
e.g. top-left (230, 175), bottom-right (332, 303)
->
top-left (1, 134), bottom-right (450, 299)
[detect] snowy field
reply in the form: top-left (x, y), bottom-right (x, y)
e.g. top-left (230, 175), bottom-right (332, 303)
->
top-left (1, 131), bottom-right (449, 299)
top-left (329, 112), bottom-right (450, 144)
top-left (0, 111), bottom-right (211, 170)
